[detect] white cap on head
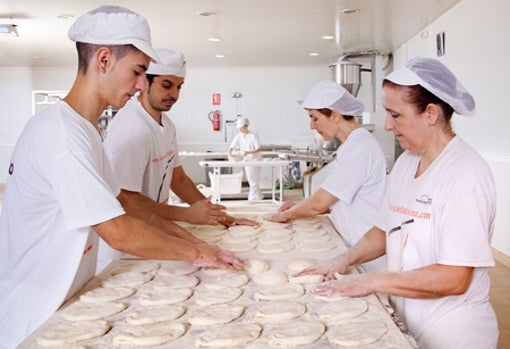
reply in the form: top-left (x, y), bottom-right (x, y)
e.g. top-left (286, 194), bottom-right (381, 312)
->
top-left (384, 57), bottom-right (475, 116)
top-left (301, 81), bottom-right (365, 116)
top-left (146, 49), bottom-right (186, 77)
top-left (236, 117), bottom-right (249, 128)
top-left (68, 5), bottom-right (160, 63)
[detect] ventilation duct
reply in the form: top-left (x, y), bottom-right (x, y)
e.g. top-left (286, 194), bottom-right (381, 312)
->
top-left (329, 57), bottom-right (362, 97)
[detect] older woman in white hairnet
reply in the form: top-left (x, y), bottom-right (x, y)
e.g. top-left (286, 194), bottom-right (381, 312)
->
top-left (296, 58), bottom-right (498, 348)
top-left (267, 81), bottom-right (388, 273)
top-left (228, 117), bottom-right (263, 201)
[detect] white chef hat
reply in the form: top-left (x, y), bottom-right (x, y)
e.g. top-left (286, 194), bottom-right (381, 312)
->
top-left (146, 49), bottom-right (187, 77)
top-left (68, 5), bottom-right (160, 63)
top-left (301, 81), bottom-right (365, 116)
top-left (384, 57), bottom-right (475, 116)
top-left (236, 117), bottom-right (249, 128)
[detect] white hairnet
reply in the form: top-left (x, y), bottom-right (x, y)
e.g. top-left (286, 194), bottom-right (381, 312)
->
top-left (236, 117), bottom-right (249, 128)
top-left (301, 81), bottom-right (364, 116)
top-left (384, 57), bottom-right (475, 116)
top-left (146, 49), bottom-right (186, 77)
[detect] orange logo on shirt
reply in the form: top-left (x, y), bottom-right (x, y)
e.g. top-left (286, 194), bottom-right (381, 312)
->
top-left (83, 244), bottom-right (93, 255)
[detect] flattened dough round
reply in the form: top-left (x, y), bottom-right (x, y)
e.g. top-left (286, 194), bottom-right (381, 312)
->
top-left (126, 304), bottom-right (186, 325)
top-left (244, 259), bottom-right (270, 274)
top-left (317, 298), bottom-right (368, 323)
top-left (110, 261), bottom-right (160, 275)
top-left (187, 304), bottom-right (245, 326)
top-left (201, 273), bottom-right (249, 288)
top-left (258, 241), bottom-right (295, 254)
top-left (139, 287), bottom-right (193, 305)
top-left (252, 270), bottom-right (288, 286)
top-left (194, 285), bottom-right (242, 306)
top-left (62, 301), bottom-right (126, 321)
top-left (36, 320), bottom-right (110, 346)
top-left (195, 323), bottom-right (262, 348)
top-left (266, 320), bottom-right (325, 347)
top-left (102, 272), bottom-right (152, 288)
top-left (326, 321), bottom-right (388, 347)
top-left (113, 322), bottom-right (186, 346)
top-left (152, 275), bottom-right (199, 290)
top-left (286, 258), bottom-right (314, 273)
top-left (80, 286), bottom-right (136, 303)
top-left (253, 283), bottom-right (305, 301)
top-left (158, 262), bottom-right (199, 276)
top-left (222, 241), bottom-right (257, 253)
top-left (255, 301), bottom-right (306, 323)
top-left (299, 241), bottom-right (336, 252)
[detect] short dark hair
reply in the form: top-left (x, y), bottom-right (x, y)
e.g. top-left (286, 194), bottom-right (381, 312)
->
top-left (382, 80), bottom-right (454, 122)
top-left (76, 43), bottom-right (139, 74)
top-left (316, 108), bottom-right (354, 121)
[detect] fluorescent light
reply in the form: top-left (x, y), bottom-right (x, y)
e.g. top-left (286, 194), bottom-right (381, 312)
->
top-left (321, 35), bottom-right (334, 40)
top-left (0, 24), bottom-right (18, 37)
top-left (208, 37), bottom-right (222, 42)
top-left (309, 52), bottom-right (319, 57)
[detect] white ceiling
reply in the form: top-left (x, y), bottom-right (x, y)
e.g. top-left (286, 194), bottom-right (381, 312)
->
top-left (0, 0), bottom-right (461, 68)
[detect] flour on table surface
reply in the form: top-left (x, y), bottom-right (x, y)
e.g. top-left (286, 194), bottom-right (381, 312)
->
top-left (36, 320), bottom-right (110, 347)
top-left (298, 240), bottom-right (336, 252)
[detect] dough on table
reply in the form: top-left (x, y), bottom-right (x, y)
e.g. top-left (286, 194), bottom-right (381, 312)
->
top-left (259, 220), bottom-right (290, 229)
top-left (266, 320), bottom-right (325, 347)
top-left (110, 261), bottom-right (160, 275)
top-left (252, 270), bottom-right (288, 286)
top-left (292, 221), bottom-right (322, 230)
top-left (326, 320), bottom-right (388, 347)
top-left (152, 274), bottom-right (200, 290)
top-left (36, 320), bottom-right (110, 347)
top-left (262, 228), bottom-right (294, 238)
top-left (294, 217), bottom-right (322, 224)
top-left (286, 258), bottom-right (315, 273)
top-left (317, 298), bottom-right (368, 323)
top-left (298, 240), bottom-right (336, 252)
top-left (139, 287), bottom-right (193, 305)
top-left (61, 301), bottom-right (127, 321)
top-left (257, 241), bottom-right (295, 253)
top-left (194, 285), bottom-right (243, 306)
top-left (102, 272), bottom-right (153, 288)
top-left (294, 229), bottom-right (329, 239)
top-left (126, 304), bottom-right (186, 325)
top-left (257, 234), bottom-right (292, 245)
top-left (254, 301), bottom-right (306, 323)
top-left (288, 274), bottom-right (325, 284)
top-left (221, 241), bottom-right (257, 253)
top-left (221, 234), bottom-right (258, 245)
top-left (187, 304), bottom-right (245, 326)
top-left (158, 262), bottom-right (199, 276)
top-left (313, 293), bottom-right (349, 302)
top-left (253, 283), bottom-right (305, 301)
top-left (227, 225), bottom-right (263, 237)
top-left (79, 286), bottom-right (136, 303)
top-left (201, 272), bottom-right (249, 288)
top-left (195, 323), bottom-right (262, 348)
top-left (299, 233), bottom-right (332, 243)
top-left (113, 321), bottom-right (186, 346)
top-left (244, 259), bottom-right (270, 274)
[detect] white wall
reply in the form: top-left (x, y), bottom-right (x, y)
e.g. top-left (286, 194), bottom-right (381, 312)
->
top-left (393, 0), bottom-right (510, 257)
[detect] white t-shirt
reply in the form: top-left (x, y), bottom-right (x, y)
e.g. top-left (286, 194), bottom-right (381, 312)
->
top-left (321, 128), bottom-right (387, 272)
top-left (104, 97), bottom-right (182, 203)
top-left (229, 131), bottom-right (262, 161)
top-left (0, 101), bottom-right (124, 348)
top-left (377, 136), bottom-right (498, 348)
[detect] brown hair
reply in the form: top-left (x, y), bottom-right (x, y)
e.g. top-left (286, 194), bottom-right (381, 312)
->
top-left (76, 43), bottom-right (139, 74)
top-left (315, 108), bottom-right (354, 121)
top-left (382, 80), bottom-right (454, 122)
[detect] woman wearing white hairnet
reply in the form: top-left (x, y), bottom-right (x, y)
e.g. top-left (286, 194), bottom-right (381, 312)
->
top-left (296, 58), bottom-right (498, 348)
top-left (228, 117), bottom-right (263, 201)
top-left (267, 81), bottom-right (388, 272)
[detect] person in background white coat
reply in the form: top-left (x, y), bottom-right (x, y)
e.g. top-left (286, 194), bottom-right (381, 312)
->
top-left (296, 57), bottom-right (499, 349)
top-left (0, 7), bottom-right (243, 348)
top-left (228, 117), bottom-right (263, 201)
top-left (267, 81), bottom-right (388, 272)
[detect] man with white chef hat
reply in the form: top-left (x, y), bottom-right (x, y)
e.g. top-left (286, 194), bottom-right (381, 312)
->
top-left (0, 7), bottom-right (243, 348)
top-left (101, 49), bottom-right (256, 271)
top-left (228, 117), bottom-right (264, 201)
top-left (267, 81), bottom-right (388, 272)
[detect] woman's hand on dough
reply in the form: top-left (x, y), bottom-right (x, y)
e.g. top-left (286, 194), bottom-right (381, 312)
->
top-left (293, 254), bottom-right (350, 280)
top-left (278, 201), bottom-right (295, 212)
top-left (312, 273), bottom-right (375, 298)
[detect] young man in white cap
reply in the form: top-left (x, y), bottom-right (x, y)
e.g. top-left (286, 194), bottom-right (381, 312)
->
top-left (0, 7), bottom-right (243, 348)
top-left (228, 117), bottom-right (264, 201)
top-left (296, 58), bottom-right (498, 348)
top-left (100, 48), bottom-right (256, 270)
top-left (267, 81), bottom-right (387, 272)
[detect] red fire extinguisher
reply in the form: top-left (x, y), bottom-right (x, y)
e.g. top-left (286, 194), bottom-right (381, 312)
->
top-left (208, 110), bottom-right (221, 131)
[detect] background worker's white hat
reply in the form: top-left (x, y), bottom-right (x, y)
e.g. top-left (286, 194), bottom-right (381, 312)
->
top-left (384, 57), bottom-right (475, 116)
top-left (68, 5), bottom-right (160, 63)
top-left (146, 49), bottom-right (186, 77)
top-left (301, 81), bottom-right (365, 116)
top-left (236, 117), bottom-right (249, 128)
